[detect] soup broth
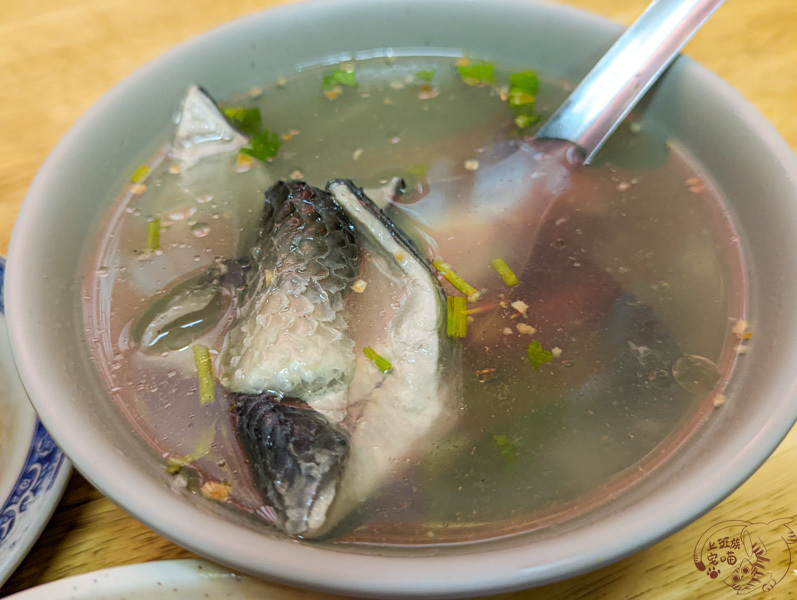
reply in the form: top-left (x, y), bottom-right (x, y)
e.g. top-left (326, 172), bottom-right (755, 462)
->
top-left (82, 55), bottom-right (746, 545)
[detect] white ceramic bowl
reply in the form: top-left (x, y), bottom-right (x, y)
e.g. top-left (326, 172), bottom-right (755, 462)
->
top-left (6, 0), bottom-right (797, 597)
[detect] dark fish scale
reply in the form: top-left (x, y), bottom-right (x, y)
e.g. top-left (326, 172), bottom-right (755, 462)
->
top-left (235, 394), bottom-right (350, 536)
top-left (249, 180), bottom-right (359, 312)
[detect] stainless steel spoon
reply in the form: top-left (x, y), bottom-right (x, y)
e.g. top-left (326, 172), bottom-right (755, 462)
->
top-left (393, 0), bottom-right (725, 282)
top-left (537, 0), bottom-right (725, 164)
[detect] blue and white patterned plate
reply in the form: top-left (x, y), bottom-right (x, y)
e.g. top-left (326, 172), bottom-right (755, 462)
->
top-left (0, 256), bottom-right (71, 587)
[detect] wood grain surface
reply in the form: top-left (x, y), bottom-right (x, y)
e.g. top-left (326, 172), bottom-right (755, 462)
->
top-left (0, 0), bottom-right (794, 598)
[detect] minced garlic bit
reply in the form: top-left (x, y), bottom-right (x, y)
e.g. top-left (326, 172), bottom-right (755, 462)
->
top-left (616, 181), bottom-right (631, 192)
top-left (281, 133), bottom-right (293, 142)
top-left (731, 319), bottom-right (749, 336)
top-left (551, 347), bottom-right (563, 358)
top-left (417, 86), bottom-right (439, 100)
top-left (736, 344), bottom-right (749, 355)
top-left (502, 327), bottom-right (514, 336)
top-left (629, 122), bottom-right (642, 133)
top-left (511, 300), bottom-right (529, 318)
top-left (324, 86), bottom-right (343, 101)
top-left (130, 183), bottom-right (147, 196)
top-left (289, 169), bottom-right (304, 180)
top-left (389, 80), bottom-right (405, 90)
top-left (685, 176), bottom-right (706, 193)
top-left (264, 270), bottom-right (274, 286)
top-left (498, 85), bottom-right (509, 102)
top-left (456, 57), bottom-right (472, 67)
top-left (235, 153), bottom-right (255, 173)
top-left (383, 97), bottom-right (394, 105)
top-left (713, 393), bottom-right (726, 408)
top-left (352, 148), bottom-right (364, 161)
top-left (464, 160), bottom-right (480, 171)
top-left (201, 481), bottom-right (230, 502)
top-left (393, 249), bottom-right (406, 262)
top-left (168, 164), bottom-right (181, 174)
top-left (516, 323), bottom-right (536, 335)
top-left (351, 279), bottom-right (367, 293)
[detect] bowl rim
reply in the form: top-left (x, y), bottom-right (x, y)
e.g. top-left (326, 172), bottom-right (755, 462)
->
top-left (6, 0), bottom-right (797, 597)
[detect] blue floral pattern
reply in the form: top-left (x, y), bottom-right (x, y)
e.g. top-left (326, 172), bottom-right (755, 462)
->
top-left (0, 254), bottom-right (68, 555)
top-left (0, 423), bottom-right (65, 546)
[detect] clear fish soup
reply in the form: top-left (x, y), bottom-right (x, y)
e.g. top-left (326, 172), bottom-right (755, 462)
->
top-left (81, 55), bottom-right (746, 546)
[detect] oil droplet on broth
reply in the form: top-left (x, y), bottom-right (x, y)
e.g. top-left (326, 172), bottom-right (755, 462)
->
top-left (190, 222), bottom-right (211, 237)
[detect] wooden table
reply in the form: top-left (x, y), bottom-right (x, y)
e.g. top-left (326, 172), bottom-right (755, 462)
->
top-left (0, 0), bottom-right (794, 597)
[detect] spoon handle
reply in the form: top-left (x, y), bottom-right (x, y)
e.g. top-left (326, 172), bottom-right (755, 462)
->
top-left (536, 0), bottom-right (724, 163)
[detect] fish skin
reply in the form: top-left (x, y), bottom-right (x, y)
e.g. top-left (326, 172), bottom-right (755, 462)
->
top-left (235, 393), bottom-right (349, 537)
top-left (222, 179), bottom-right (454, 539)
top-left (221, 181), bottom-right (361, 415)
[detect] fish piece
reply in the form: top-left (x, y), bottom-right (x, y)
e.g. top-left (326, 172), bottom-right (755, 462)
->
top-left (136, 174), bottom-right (455, 539)
top-left (171, 86), bottom-right (248, 169)
top-left (132, 262), bottom-right (242, 353)
top-left (220, 181), bottom-right (360, 421)
top-left (235, 394), bottom-right (349, 536)
top-left (311, 180), bottom-right (456, 538)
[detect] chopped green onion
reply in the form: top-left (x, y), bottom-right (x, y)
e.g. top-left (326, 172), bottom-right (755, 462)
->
top-left (222, 106), bottom-right (262, 136)
top-left (406, 164), bottom-right (428, 177)
top-left (508, 70), bottom-right (539, 102)
top-left (493, 434), bottom-right (518, 465)
top-left (514, 113), bottom-right (539, 129)
top-left (416, 69), bottom-right (435, 81)
top-left (240, 130), bottom-right (281, 162)
top-left (363, 346), bottom-right (392, 373)
top-left (322, 69), bottom-right (357, 90)
top-left (145, 219), bottom-right (160, 253)
top-left (490, 258), bottom-right (519, 287)
top-left (446, 296), bottom-right (468, 338)
top-left (131, 165), bottom-right (150, 183)
top-left (193, 344), bottom-right (216, 405)
top-left (527, 340), bottom-right (553, 371)
top-left (433, 260), bottom-right (481, 302)
top-left (457, 61), bottom-right (495, 86)
top-left (507, 70), bottom-right (540, 129)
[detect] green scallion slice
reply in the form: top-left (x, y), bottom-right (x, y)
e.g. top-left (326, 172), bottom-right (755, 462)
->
top-left (457, 61), bottom-right (495, 86)
top-left (527, 340), bottom-right (553, 371)
top-left (322, 69), bottom-right (357, 89)
top-left (416, 70), bottom-right (435, 81)
top-left (446, 296), bottom-right (468, 338)
top-left (145, 219), bottom-right (160, 253)
top-left (433, 260), bottom-right (481, 302)
top-left (363, 346), bottom-right (392, 373)
top-left (131, 165), bottom-right (150, 183)
top-left (192, 344), bottom-right (216, 405)
top-left (490, 258), bottom-right (519, 287)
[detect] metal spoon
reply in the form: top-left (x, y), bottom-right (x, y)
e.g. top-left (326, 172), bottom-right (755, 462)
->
top-left (537, 0), bottom-right (724, 163)
top-left (392, 0), bottom-right (725, 282)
